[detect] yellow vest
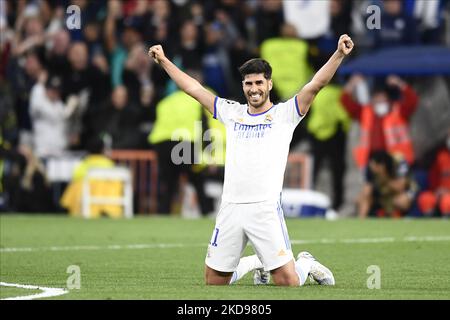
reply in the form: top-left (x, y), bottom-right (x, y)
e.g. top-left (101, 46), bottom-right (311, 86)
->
top-left (149, 91), bottom-right (203, 144)
top-left (307, 85), bottom-right (351, 141)
top-left (260, 38), bottom-right (312, 100)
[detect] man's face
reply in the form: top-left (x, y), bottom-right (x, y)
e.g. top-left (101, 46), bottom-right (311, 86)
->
top-left (46, 88), bottom-right (60, 102)
top-left (371, 92), bottom-right (391, 117)
top-left (369, 160), bottom-right (388, 179)
top-left (68, 43), bottom-right (88, 71)
top-left (242, 73), bottom-right (272, 109)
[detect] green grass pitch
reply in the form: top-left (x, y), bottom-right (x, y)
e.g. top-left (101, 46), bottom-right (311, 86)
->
top-left (1, 215), bottom-right (450, 300)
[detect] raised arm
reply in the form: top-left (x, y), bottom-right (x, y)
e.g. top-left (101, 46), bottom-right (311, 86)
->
top-left (296, 34), bottom-right (354, 115)
top-left (148, 45), bottom-right (215, 114)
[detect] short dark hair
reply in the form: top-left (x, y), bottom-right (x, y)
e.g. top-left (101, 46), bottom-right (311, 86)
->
top-left (369, 151), bottom-right (395, 177)
top-left (238, 58), bottom-right (272, 80)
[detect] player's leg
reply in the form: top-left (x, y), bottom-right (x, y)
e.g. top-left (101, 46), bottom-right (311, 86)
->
top-left (229, 254), bottom-right (265, 284)
top-left (204, 202), bottom-right (247, 285)
top-left (245, 200), bottom-right (335, 286)
top-left (230, 252), bottom-right (333, 286)
top-left (204, 265), bottom-right (233, 285)
top-left (245, 201), bottom-right (301, 286)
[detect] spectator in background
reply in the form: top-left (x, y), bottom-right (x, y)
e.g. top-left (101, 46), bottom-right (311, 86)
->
top-left (372, 0), bottom-right (419, 48)
top-left (45, 29), bottom-right (71, 78)
top-left (64, 41), bottom-right (110, 149)
top-left (87, 86), bottom-right (145, 150)
top-left (123, 42), bottom-right (154, 108)
top-left (260, 23), bottom-right (312, 102)
top-left (341, 74), bottom-right (419, 169)
top-left (418, 130), bottom-right (450, 217)
top-left (307, 76), bottom-right (351, 214)
top-left (7, 48), bottom-right (46, 140)
top-left (29, 74), bottom-right (79, 159)
top-left (202, 21), bottom-right (233, 98)
top-left (148, 70), bottom-right (214, 216)
top-left (11, 4), bottom-right (46, 57)
top-left (175, 19), bottom-right (204, 71)
top-left (253, 0), bottom-right (284, 47)
top-left (82, 19), bottom-right (106, 63)
top-left (315, 0), bottom-right (354, 58)
top-left (401, 0), bottom-right (446, 44)
top-left (358, 151), bottom-right (418, 218)
top-left (105, 0), bottom-right (144, 88)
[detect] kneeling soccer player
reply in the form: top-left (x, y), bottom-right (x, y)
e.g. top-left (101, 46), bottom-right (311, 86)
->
top-left (149, 34), bottom-right (354, 286)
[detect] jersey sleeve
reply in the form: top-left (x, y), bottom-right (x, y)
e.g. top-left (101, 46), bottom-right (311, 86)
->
top-left (280, 95), bottom-right (305, 126)
top-left (213, 97), bottom-right (243, 126)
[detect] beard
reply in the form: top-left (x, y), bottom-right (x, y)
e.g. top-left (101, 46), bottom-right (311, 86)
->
top-left (246, 90), bottom-right (269, 109)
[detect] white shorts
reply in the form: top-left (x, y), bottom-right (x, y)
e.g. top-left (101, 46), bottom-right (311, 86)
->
top-left (205, 200), bottom-right (294, 272)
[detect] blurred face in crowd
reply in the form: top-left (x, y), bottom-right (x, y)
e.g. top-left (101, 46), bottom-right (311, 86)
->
top-left (52, 30), bottom-right (70, 56)
top-left (122, 28), bottom-right (142, 50)
top-left (112, 86), bottom-right (128, 110)
top-left (383, 0), bottom-right (402, 15)
top-left (181, 21), bottom-right (198, 45)
top-left (68, 42), bottom-right (88, 71)
top-left (72, 0), bottom-right (88, 10)
top-left (262, 0), bottom-right (282, 12)
top-left (205, 23), bottom-right (223, 45)
top-left (330, 0), bottom-right (343, 17)
top-left (371, 91), bottom-right (391, 117)
top-left (24, 17), bottom-right (44, 37)
top-left (280, 23), bottom-right (297, 38)
top-left (242, 73), bottom-right (273, 109)
top-left (24, 53), bottom-right (43, 79)
top-left (46, 88), bottom-right (60, 102)
top-left (153, 0), bottom-right (170, 20)
top-left (369, 160), bottom-right (389, 180)
top-left (83, 22), bottom-right (100, 43)
top-left (127, 43), bottom-right (149, 71)
top-left (154, 23), bottom-right (168, 42)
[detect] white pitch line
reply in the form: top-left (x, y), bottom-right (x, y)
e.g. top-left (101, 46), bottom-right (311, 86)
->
top-left (0, 282), bottom-right (68, 300)
top-left (1, 236), bottom-right (450, 254)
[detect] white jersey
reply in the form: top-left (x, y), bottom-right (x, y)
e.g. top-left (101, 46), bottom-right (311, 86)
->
top-left (214, 96), bottom-right (305, 203)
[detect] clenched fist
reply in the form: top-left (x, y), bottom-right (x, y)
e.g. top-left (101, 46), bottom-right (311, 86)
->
top-left (148, 45), bottom-right (166, 64)
top-left (338, 34), bottom-right (354, 56)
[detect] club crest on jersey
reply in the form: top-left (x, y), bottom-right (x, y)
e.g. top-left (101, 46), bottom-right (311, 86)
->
top-left (264, 115), bottom-right (273, 123)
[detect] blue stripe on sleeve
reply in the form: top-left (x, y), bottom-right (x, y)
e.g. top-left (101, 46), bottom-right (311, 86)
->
top-left (294, 95), bottom-right (304, 117)
top-left (213, 96), bottom-right (218, 119)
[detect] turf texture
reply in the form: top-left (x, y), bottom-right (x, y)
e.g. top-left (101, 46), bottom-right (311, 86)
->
top-left (1, 215), bottom-right (449, 300)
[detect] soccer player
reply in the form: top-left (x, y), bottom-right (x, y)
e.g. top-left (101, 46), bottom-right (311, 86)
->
top-left (149, 34), bottom-right (354, 286)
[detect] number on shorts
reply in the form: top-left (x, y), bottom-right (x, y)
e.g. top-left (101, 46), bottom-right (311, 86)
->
top-left (210, 228), bottom-right (219, 247)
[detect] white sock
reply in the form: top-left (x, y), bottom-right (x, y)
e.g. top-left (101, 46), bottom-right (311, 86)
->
top-left (295, 257), bottom-right (313, 286)
top-left (229, 255), bottom-right (263, 284)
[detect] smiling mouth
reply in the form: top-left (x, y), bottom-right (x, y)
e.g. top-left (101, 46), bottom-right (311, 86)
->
top-left (249, 93), bottom-right (262, 99)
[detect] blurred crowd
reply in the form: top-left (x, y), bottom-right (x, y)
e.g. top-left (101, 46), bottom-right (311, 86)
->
top-left (1, 0), bottom-right (449, 217)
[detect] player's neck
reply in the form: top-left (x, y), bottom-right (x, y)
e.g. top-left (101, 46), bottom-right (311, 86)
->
top-left (247, 99), bottom-right (272, 115)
